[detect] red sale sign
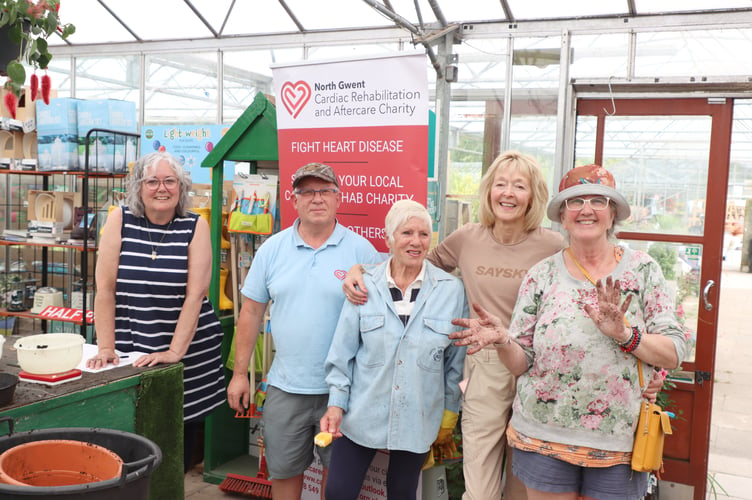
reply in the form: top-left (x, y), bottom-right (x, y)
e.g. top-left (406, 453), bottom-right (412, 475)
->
top-left (38, 306), bottom-right (94, 324)
top-left (273, 53), bottom-right (429, 252)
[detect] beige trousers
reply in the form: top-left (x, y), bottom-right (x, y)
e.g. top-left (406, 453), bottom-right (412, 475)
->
top-left (461, 349), bottom-right (527, 500)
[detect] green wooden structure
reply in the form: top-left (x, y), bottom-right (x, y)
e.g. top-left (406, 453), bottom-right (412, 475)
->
top-left (0, 362), bottom-right (184, 500)
top-left (200, 91), bottom-right (278, 482)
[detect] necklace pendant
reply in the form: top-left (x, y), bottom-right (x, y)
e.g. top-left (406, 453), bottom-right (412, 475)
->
top-left (151, 250), bottom-right (157, 260)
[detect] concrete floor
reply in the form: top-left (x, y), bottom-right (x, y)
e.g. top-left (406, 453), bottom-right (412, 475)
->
top-left (185, 261), bottom-right (752, 500)
top-left (705, 261), bottom-right (752, 500)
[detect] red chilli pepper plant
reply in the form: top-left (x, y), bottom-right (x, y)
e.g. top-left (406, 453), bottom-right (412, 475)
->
top-left (1, 0), bottom-right (75, 117)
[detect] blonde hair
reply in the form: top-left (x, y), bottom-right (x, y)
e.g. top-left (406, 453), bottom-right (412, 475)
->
top-left (477, 150), bottom-right (548, 231)
top-left (384, 200), bottom-right (432, 248)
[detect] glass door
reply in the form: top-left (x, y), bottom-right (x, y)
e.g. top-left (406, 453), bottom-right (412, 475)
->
top-left (575, 97), bottom-right (733, 500)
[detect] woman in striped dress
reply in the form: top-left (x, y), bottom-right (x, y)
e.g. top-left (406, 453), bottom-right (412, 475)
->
top-left (87, 151), bottom-right (225, 472)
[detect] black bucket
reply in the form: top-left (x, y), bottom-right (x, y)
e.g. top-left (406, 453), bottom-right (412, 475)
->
top-left (0, 417), bottom-right (162, 499)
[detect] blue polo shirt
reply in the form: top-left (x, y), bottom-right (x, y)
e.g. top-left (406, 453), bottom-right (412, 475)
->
top-left (241, 219), bottom-right (379, 394)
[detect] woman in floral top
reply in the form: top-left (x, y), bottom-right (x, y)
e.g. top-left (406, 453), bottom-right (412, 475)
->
top-left (451, 164), bottom-right (687, 500)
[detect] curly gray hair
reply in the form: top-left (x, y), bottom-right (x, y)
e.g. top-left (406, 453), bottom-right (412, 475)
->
top-left (125, 151), bottom-right (191, 218)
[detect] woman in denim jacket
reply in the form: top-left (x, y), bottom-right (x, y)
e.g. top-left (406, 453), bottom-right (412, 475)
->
top-left (320, 200), bottom-right (468, 500)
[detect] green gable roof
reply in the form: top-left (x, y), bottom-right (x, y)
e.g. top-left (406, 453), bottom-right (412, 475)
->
top-left (201, 92), bottom-right (278, 169)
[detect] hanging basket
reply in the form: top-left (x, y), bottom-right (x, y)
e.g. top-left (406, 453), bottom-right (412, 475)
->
top-left (0, 22), bottom-right (28, 78)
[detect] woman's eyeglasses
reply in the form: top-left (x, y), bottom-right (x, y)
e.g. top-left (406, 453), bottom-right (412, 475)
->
top-left (564, 196), bottom-right (610, 211)
top-left (143, 177), bottom-right (179, 190)
top-left (294, 188), bottom-right (339, 199)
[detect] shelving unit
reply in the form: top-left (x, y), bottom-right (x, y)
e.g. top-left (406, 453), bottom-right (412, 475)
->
top-left (0, 129), bottom-right (139, 342)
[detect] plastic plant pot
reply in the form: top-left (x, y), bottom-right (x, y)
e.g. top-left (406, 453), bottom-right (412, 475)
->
top-left (0, 439), bottom-right (123, 486)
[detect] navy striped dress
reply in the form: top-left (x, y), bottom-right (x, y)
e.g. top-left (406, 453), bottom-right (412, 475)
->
top-left (115, 207), bottom-right (225, 422)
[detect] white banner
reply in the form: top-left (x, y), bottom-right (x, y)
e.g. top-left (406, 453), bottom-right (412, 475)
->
top-left (274, 52), bottom-right (428, 130)
top-left (272, 52), bottom-right (429, 252)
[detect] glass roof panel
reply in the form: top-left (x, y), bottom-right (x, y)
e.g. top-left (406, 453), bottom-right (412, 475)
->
top-left (284, 0), bottom-right (389, 30)
top-left (634, 0), bottom-right (752, 15)
top-left (52, 0), bottom-right (137, 45)
top-left (109, 0), bottom-right (214, 41)
top-left (385, 0), bottom-right (440, 26)
top-left (453, 39), bottom-right (508, 90)
top-left (570, 33), bottom-right (630, 79)
top-left (508, 0), bottom-right (627, 20)
top-left (189, 0), bottom-right (235, 34)
top-left (635, 28), bottom-right (752, 78)
top-left (307, 43), bottom-right (403, 61)
top-left (440, 0), bottom-right (508, 23)
top-left (45, 1), bottom-right (752, 49)
top-left (222, 1), bottom-right (300, 36)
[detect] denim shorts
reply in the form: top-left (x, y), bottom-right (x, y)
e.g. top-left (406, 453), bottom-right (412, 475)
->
top-left (261, 385), bottom-right (332, 479)
top-left (512, 448), bottom-right (649, 500)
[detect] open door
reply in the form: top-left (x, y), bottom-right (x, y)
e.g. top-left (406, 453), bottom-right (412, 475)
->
top-left (575, 97), bottom-right (733, 500)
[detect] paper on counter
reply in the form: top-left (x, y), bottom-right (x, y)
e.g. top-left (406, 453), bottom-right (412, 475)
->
top-left (78, 343), bottom-right (149, 373)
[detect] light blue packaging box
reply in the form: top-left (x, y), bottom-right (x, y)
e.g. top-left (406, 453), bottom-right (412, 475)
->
top-left (77, 99), bottom-right (137, 173)
top-left (36, 98), bottom-right (81, 171)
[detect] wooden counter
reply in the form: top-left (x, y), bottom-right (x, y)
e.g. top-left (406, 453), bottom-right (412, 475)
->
top-left (0, 335), bottom-right (184, 500)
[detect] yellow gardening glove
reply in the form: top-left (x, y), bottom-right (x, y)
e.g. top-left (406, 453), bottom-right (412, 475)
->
top-left (421, 449), bottom-right (435, 470)
top-left (431, 410), bottom-right (458, 462)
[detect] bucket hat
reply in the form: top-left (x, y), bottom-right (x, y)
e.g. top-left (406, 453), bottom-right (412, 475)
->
top-left (547, 164), bottom-right (630, 223)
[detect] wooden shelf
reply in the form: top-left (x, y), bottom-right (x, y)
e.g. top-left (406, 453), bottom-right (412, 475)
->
top-left (0, 239), bottom-right (98, 251)
top-left (0, 308), bottom-right (92, 325)
top-left (0, 169), bottom-right (126, 178)
top-left (1, 130), bottom-right (139, 344)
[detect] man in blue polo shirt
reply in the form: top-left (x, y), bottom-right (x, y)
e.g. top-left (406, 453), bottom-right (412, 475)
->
top-left (228, 162), bottom-right (379, 500)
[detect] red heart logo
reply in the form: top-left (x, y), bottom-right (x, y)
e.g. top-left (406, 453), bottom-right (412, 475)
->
top-left (280, 80), bottom-right (311, 119)
top-left (334, 270), bottom-right (347, 281)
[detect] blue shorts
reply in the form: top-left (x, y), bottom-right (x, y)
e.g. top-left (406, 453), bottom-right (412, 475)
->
top-left (261, 385), bottom-right (332, 479)
top-left (512, 448), bottom-right (649, 500)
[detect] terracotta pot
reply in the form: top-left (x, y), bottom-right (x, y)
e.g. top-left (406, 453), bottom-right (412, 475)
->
top-left (0, 439), bottom-right (123, 486)
top-left (0, 422), bottom-right (161, 499)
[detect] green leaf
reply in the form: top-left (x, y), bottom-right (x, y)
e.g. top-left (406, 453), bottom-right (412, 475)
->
top-left (5, 62), bottom-right (26, 85)
top-left (37, 53), bottom-right (52, 69)
top-left (47, 11), bottom-right (60, 31)
top-left (8, 23), bottom-right (24, 44)
top-left (8, 79), bottom-right (23, 96)
top-left (62, 25), bottom-right (76, 39)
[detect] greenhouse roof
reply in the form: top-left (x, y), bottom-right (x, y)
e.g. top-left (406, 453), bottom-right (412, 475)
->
top-left (52, 0), bottom-right (752, 53)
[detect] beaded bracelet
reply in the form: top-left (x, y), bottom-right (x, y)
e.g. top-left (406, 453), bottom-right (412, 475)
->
top-left (618, 326), bottom-right (642, 353)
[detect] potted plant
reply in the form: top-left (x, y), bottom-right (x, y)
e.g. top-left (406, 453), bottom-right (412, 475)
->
top-left (1, 0), bottom-right (75, 117)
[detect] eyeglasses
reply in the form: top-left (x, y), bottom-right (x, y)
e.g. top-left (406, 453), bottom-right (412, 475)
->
top-left (294, 188), bottom-right (339, 199)
top-left (564, 196), bottom-right (610, 211)
top-left (143, 177), bottom-right (179, 190)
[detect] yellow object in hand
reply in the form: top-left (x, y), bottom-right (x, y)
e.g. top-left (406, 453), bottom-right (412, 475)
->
top-left (421, 449), bottom-right (435, 471)
top-left (314, 431), bottom-right (333, 447)
top-left (431, 410), bottom-right (459, 461)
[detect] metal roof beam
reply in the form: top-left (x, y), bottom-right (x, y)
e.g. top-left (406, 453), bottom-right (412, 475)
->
top-left (461, 10), bottom-right (752, 37)
top-left (50, 26), bottom-right (412, 58)
top-left (183, 0), bottom-right (219, 38)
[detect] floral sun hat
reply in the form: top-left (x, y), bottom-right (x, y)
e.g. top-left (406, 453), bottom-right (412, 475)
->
top-left (546, 164), bottom-right (631, 223)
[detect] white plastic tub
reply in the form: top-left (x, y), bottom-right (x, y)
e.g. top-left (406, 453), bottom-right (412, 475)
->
top-left (13, 334), bottom-right (84, 375)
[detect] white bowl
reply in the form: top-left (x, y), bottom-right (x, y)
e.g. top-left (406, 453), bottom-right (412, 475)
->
top-left (13, 334), bottom-right (84, 375)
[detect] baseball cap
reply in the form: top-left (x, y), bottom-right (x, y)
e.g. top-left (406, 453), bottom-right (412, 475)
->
top-left (292, 163), bottom-right (339, 189)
